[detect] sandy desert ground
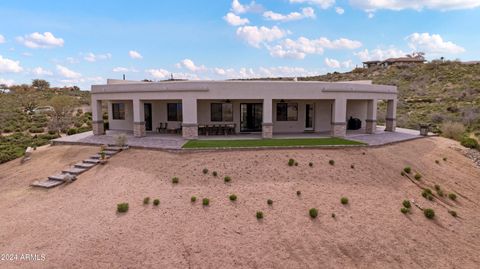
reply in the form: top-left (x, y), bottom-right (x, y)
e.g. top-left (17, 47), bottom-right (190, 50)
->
top-left (0, 137), bottom-right (479, 269)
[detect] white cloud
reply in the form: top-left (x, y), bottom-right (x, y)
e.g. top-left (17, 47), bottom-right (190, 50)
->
top-left (289, 0), bottom-right (335, 9)
top-left (236, 25), bottom-right (287, 47)
top-left (59, 76), bottom-right (104, 88)
top-left (83, 52), bottom-right (112, 62)
top-left (0, 55), bottom-right (23, 73)
top-left (268, 37), bottom-right (362, 59)
top-left (0, 34), bottom-right (5, 43)
top-left (406, 32), bottom-right (465, 54)
top-left (355, 48), bottom-right (407, 61)
top-left (263, 7), bottom-right (315, 22)
top-left (350, 0), bottom-right (480, 11)
top-left (335, 7), bottom-right (345, 14)
top-left (129, 50), bottom-right (143, 59)
top-left (66, 57), bottom-right (79, 64)
top-left (0, 78), bottom-right (15, 86)
top-left (31, 67), bottom-right (53, 76)
top-left (22, 52), bottom-right (32, 57)
top-left (324, 58), bottom-right (353, 69)
top-left (16, 32), bottom-right (64, 49)
top-left (223, 12), bottom-right (250, 26)
top-left (146, 68), bottom-right (170, 79)
top-left (231, 0), bottom-right (263, 14)
top-left (175, 59), bottom-right (207, 72)
top-left (112, 67), bottom-right (138, 73)
top-left (56, 65), bottom-right (81, 79)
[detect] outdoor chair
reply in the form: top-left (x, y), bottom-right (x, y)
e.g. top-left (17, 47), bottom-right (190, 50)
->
top-left (156, 122), bottom-right (163, 133)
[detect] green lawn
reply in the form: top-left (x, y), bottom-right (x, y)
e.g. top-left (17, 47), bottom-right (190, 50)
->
top-left (182, 138), bottom-right (365, 149)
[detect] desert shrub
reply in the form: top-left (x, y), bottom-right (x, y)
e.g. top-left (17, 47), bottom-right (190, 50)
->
top-left (288, 158), bottom-right (295, 166)
top-left (329, 160), bottom-right (335, 165)
top-left (212, 171), bottom-right (218, 177)
top-left (77, 126), bottom-right (92, 133)
top-left (424, 208), bottom-right (435, 219)
top-left (309, 162), bottom-right (313, 167)
top-left (309, 208), bottom-right (318, 218)
top-left (153, 199), bottom-right (160, 206)
top-left (460, 137), bottom-right (479, 149)
top-left (340, 197), bottom-right (349, 205)
top-left (66, 128), bottom-right (77, 135)
top-left (448, 193), bottom-right (457, 200)
top-left (143, 197), bottom-right (150, 205)
top-left (402, 200), bottom-right (411, 208)
top-left (434, 184), bottom-right (441, 191)
top-left (117, 203), bottom-right (129, 213)
top-left (443, 157), bottom-right (447, 161)
top-left (48, 130), bottom-right (57, 135)
top-left (202, 168), bottom-right (208, 174)
top-left (401, 171), bottom-right (406, 176)
top-left (437, 189), bottom-right (444, 197)
top-left (435, 160), bottom-right (440, 164)
top-left (172, 177), bottom-right (179, 184)
top-left (440, 121), bottom-right (466, 141)
top-left (296, 190), bottom-right (301, 196)
top-left (29, 127), bottom-right (44, 133)
top-left (74, 121), bottom-right (83, 128)
top-left (191, 196), bottom-right (197, 202)
top-left (256, 211), bottom-right (264, 219)
top-left (294, 162), bottom-right (298, 166)
top-left (267, 199), bottom-right (273, 205)
top-left (224, 176), bottom-right (231, 183)
top-left (331, 213), bottom-right (336, 218)
top-left (414, 173), bottom-right (422, 180)
top-left (202, 198), bottom-right (210, 206)
top-left (400, 207), bottom-right (409, 214)
top-left (449, 210), bottom-right (458, 217)
top-left (351, 164), bottom-right (355, 169)
top-left (229, 194), bottom-right (237, 201)
top-left (422, 189), bottom-right (433, 200)
top-left (403, 166), bottom-right (412, 174)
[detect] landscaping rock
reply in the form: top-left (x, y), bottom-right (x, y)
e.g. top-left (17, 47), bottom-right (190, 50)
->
top-left (74, 162), bottom-right (96, 169)
top-left (62, 167), bottom-right (88, 175)
top-left (48, 173), bottom-right (77, 182)
top-left (31, 179), bottom-right (64, 188)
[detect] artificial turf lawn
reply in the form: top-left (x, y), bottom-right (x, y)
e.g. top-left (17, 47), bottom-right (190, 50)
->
top-left (182, 138), bottom-right (365, 148)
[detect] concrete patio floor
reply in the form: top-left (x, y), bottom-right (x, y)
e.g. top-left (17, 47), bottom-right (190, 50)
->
top-left (52, 126), bottom-right (432, 150)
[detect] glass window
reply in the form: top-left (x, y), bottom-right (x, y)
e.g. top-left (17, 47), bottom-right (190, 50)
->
top-left (167, 103), bottom-right (182, 121)
top-left (211, 103), bottom-right (233, 122)
top-left (112, 103), bottom-right (125, 120)
top-left (276, 103), bottom-right (298, 121)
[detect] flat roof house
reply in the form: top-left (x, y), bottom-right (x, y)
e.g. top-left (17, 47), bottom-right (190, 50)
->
top-left (90, 79), bottom-right (397, 139)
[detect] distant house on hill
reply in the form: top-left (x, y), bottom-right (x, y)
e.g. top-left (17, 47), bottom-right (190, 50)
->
top-left (363, 53), bottom-right (426, 68)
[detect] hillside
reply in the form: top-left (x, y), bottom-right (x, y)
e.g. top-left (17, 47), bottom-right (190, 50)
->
top-left (0, 138), bottom-right (479, 268)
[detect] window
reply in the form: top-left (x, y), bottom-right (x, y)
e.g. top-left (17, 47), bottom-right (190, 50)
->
top-left (167, 103), bottom-right (182, 121)
top-left (112, 103), bottom-right (125, 120)
top-left (210, 103), bottom-right (233, 122)
top-left (276, 103), bottom-right (298, 121)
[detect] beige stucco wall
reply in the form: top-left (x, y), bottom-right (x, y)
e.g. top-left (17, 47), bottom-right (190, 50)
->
top-left (107, 100), bottom-right (134, 131)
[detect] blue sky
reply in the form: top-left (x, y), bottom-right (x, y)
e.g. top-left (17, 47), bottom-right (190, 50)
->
top-left (0, 0), bottom-right (479, 89)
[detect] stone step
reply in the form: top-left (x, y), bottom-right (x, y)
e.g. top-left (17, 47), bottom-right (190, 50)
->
top-left (48, 173), bottom-right (77, 182)
top-left (74, 162), bottom-right (96, 169)
top-left (84, 158), bottom-right (100, 164)
top-left (31, 179), bottom-right (64, 188)
top-left (101, 150), bottom-right (118, 156)
top-left (105, 146), bottom-right (122, 151)
top-left (62, 167), bottom-right (88, 175)
top-left (90, 154), bottom-right (111, 160)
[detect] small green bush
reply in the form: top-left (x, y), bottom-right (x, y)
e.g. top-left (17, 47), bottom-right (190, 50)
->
top-left (143, 197), bottom-right (150, 205)
top-left (402, 200), bottom-right (411, 208)
top-left (153, 199), bottom-right (160, 206)
top-left (460, 137), bottom-right (479, 149)
top-left (308, 162), bottom-right (313, 167)
top-left (437, 189), bottom-right (444, 197)
top-left (340, 197), bottom-right (349, 205)
top-left (296, 190), bottom-right (301, 196)
top-left (435, 160), bottom-right (440, 164)
top-left (414, 173), bottom-right (422, 180)
top-left (309, 208), bottom-right (318, 218)
top-left (229, 194), bottom-right (237, 201)
top-left (191, 196), bottom-right (197, 202)
top-left (434, 184), bottom-right (441, 191)
top-left (117, 203), bottom-right (129, 213)
top-left (331, 213), bottom-right (336, 218)
top-left (172, 177), bottom-right (179, 184)
top-left (403, 166), bottom-right (411, 174)
top-left (329, 160), bottom-right (335, 165)
top-left (351, 164), bottom-right (355, 169)
top-left (256, 211), bottom-right (264, 219)
top-left (424, 208), bottom-right (435, 219)
top-left (443, 157), bottom-right (447, 161)
top-left (422, 189), bottom-right (434, 200)
top-left (29, 127), bottom-right (44, 134)
top-left (202, 198), bottom-right (210, 206)
top-left (401, 171), bottom-right (406, 176)
top-left (294, 162), bottom-right (298, 166)
top-left (224, 176), bottom-right (231, 183)
top-left (267, 199), bottom-right (273, 205)
top-left (202, 168), bottom-right (208, 174)
top-left (400, 207), bottom-right (409, 214)
top-left (288, 158), bottom-right (295, 166)
top-left (448, 193), bottom-right (457, 201)
top-left (66, 128), bottom-right (78, 135)
top-left (212, 171), bottom-right (218, 177)
top-left (449, 210), bottom-right (457, 217)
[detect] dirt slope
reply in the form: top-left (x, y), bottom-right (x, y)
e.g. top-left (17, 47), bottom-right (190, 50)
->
top-left (0, 138), bottom-right (479, 269)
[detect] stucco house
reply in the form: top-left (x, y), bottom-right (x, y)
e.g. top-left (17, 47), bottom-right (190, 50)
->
top-left (90, 79), bottom-right (397, 139)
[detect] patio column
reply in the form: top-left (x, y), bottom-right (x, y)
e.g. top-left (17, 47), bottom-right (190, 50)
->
top-left (182, 97), bottom-right (198, 139)
top-left (331, 98), bottom-right (347, 137)
top-left (133, 99), bottom-right (146, 137)
top-left (365, 99), bottom-right (377, 134)
top-left (385, 99), bottom-right (397, 132)
top-left (92, 99), bottom-right (105, 135)
top-left (262, 98), bottom-right (273, 138)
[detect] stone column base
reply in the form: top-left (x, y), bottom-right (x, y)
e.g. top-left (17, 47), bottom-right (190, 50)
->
top-left (182, 124), bottom-right (198, 139)
top-left (133, 122), bottom-right (146, 137)
top-left (92, 120), bottom-right (105, 135)
top-left (365, 119), bottom-right (377, 134)
top-left (385, 118), bottom-right (396, 132)
top-left (331, 122), bottom-right (346, 137)
top-left (262, 123), bottom-right (273, 139)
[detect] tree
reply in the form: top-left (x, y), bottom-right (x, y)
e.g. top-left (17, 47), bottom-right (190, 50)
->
top-left (32, 79), bottom-right (50, 90)
top-left (48, 95), bottom-right (77, 132)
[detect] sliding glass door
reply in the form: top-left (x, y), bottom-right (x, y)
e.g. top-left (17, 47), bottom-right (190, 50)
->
top-left (240, 103), bottom-right (263, 132)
